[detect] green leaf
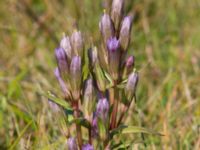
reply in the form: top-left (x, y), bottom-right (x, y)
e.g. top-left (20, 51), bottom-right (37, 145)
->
top-left (8, 69), bottom-right (28, 99)
top-left (110, 125), bottom-right (163, 138)
top-left (9, 120), bottom-right (33, 150)
top-left (69, 118), bottom-right (91, 128)
top-left (110, 125), bottom-right (127, 138)
top-left (40, 91), bottom-right (72, 111)
top-left (98, 118), bottom-right (107, 141)
top-left (121, 126), bottom-right (164, 136)
top-left (103, 70), bottom-right (113, 85)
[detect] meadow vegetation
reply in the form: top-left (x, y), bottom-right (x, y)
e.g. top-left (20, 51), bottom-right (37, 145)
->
top-left (0, 0), bottom-right (200, 149)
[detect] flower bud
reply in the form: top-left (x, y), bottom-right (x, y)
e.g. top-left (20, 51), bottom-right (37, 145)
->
top-left (88, 47), bottom-right (98, 68)
top-left (96, 98), bottom-right (109, 123)
top-left (125, 55), bottom-right (134, 68)
top-left (82, 144), bottom-right (94, 150)
top-left (70, 30), bottom-right (84, 57)
top-left (83, 78), bottom-right (96, 120)
top-left (119, 16), bottom-right (133, 51)
top-left (122, 56), bottom-right (135, 79)
top-left (94, 63), bottom-right (106, 92)
top-left (60, 35), bottom-right (72, 61)
top-left (125, 70), bottom-right (139, 101)
top-left (107, 37), bottom-right (120, 80)
top-left (111, 0), bottom-right (124, 31)
top-left (99, 11), bottom-right (114, 45)
top-left (67, 137), bottom-right (78, 150)
top-left (55, 47), bottom-right (69, 75)
top-left (70, 56), bottom-right (82, 100)
top-left (54, 68), bottom-right (71, 98)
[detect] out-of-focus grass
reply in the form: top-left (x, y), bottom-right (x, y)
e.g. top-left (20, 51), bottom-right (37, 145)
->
top-left (0, 0), bottom-right (200, 149)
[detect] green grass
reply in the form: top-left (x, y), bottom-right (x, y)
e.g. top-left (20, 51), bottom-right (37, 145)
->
top-left (0, 0), bottom-right (200, 149)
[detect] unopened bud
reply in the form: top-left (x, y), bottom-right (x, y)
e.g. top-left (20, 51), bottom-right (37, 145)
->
top-left (88, 47), bottom-right (98, 68)
top-left (99, 11), bottom-right (114, 45)
top-left (96, 98), bottom-right (109, 123)
top-left (107, 37), bottom-right (120, 80)
top-left (82, 144), bottom-right (94, 150)
top-left (70, 30), bottom-right (84, 57)
top-left (60, 36), bottom-right (72, 61)
top-left (111, 0), bottom-right (124, 31)
top-left (83, 78), bottom-right (96, 120)
top-left (55, 47), bottom-right (69, 75)
top-left (54, 68), bottom-right (71, 98)
top-left (119, 16), bottom-right (133, 51)
top-left (125, 56), bottom-right (134, 68)
top-left (67, 137), bottom-right (78, 150)
top-left (70, 56), bottom-right (82, 100)
top-left (125, 70), bottom-right (139, 101)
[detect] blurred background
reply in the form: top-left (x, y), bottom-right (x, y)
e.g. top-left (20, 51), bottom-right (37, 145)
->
top-left (0, 0), bottom-right (200, 149)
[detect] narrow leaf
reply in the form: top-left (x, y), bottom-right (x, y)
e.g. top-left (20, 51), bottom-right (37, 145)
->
top-left (121, 126), bottom-right (164, 136)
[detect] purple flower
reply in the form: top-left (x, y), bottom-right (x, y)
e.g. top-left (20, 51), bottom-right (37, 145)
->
top-left (99, 11), bottom-right (114, 45)
top-left (82, 144), bottom-right (94, 150)
top-left (54, 68), bottom-right (70, 98)
top-left (60, 36), bottom-right (72, 60)
top-left (119, 16), bottom-right (133, 51)
top-left (96, 98), bottom-right (109, 123)
top-left (107, 37), bottom-right (120, 52)
top-left (107, 37), bottom-right (120, 80)
top-left (111, 0), bottom-right (124, 30)
top-left (70, 30), bottom-right (84, 57)
top-left (67, 137), bottom-right (78, 150)
top-left (70, 56), bottom-right (82, 100)
top-left (55, 47), bottom-right (69, 74)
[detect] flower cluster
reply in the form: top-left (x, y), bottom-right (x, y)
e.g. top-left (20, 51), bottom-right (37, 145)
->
top-left (52, 0), bottom-right (139, 149)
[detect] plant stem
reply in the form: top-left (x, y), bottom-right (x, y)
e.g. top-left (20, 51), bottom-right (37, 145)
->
top-left (117, 94), bottom-right (136, 126)
top-left (88, 126), bottom-right (92, 144)
top-left (110, 87), bottom-right (119, 129)
top-left (73, 101), bottom-right (82, 149)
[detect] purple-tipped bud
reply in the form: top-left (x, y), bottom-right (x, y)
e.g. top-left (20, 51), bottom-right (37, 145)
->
top-left (99, 11), bottom-right (114, 45)
top-left (107, 37), bottom-right (120, 80)
top-left (60, 36), bottom-right (72, 60)
top-left (96, 98), bottom-right (109, 123)
top-left (70, 56), bottom-right (82, 100)
top-left (83, 78), bottom-right (96, 120)
top-left (125, 70), bottom-right (139, 101)
top-left (55, 47), bottom-right (69, 74)
top-left (119, 16), bottom-right (133, 51)
top-left (82, 144), bottom-right (94, 150)
top-left (54, 68), bottom-right (71, 98)
top-left (88, 47), bottom-right (98, 68)
top-left (111, 0), bottom-right (124, 31)
top-left (125, 56), bottom-right (135, 68)
top-left (67, 137), bottom-right (78, 150)
top-left (70, 30), bottom-right (84, 57)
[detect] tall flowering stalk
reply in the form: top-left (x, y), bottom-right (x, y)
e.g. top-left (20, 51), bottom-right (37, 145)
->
top-left (48, 0), bottom-right (161, 149)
